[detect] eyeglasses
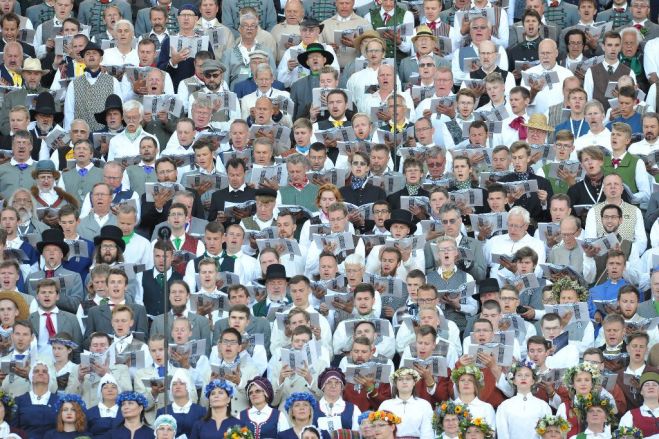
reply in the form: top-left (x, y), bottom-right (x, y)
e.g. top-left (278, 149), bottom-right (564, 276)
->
top-left (500, 296), bottom-right (518, 301)
top-left (441, 218), bottom-right (458, 225)
top-left (352, 161), bottom-right (367, 166)
top-left (417, 297), bottom-right (436, 304)
top-left (470, 25), bottom-right (487, 30)
top-left (168, 212), bottom-right (186, 218)
top-left (602, 215), bottom-right (621, 220)
top-left (418, 62), bottom-right (434, 68)
top-left (555, 143), bottom-right (573, 150)
top-left (101, 244), bottom-right (117, 250)
top-left (373, 209), bottom-right (390, 215)
top-left (508, 223), bottom-right (527, 229)
top-left (240, 24), bottom-right (257, 30)
top-left (427, 161), bottom-right (443, 167)
top-left (204, 72), bottom-right (222, 79)
top-left (220, 339), bottom-right (239, 346)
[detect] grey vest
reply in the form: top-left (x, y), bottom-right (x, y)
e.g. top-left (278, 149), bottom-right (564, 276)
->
top-left (591, 63), bottom-right (631, 112)
top-left (40, 19), bottom-right (59, 44)
top-left (427, 269), bottom-right (468, 331)
top-left (61, 166), bottom-right (104, 203)
top-left (126, 165), bottom-right (156, 197)
top-left (73, 73), bottom-right (114, 132)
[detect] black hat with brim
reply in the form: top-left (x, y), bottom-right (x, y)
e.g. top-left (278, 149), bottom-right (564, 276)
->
top-left (384, 209), bottom-right (417, 235)
top-left (79, 42), bottom-right (104, 58)
top-left (258, 263), bottom-right (290, 284)
top-left (94, 94), bottom-right (124, 125)
top-left (94, 225), bottom-right (126, 252)
top-left (297, 43), bottom-right (334, 70)
top-left (37, 229), bottom-right (69, 257)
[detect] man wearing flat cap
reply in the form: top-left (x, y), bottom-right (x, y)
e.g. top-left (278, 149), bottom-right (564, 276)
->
top-left (188, 59), bottom-right (241, 125)
top-left (63, 42), bottom-right (122, 132)
top-left (0, 58), bottom-right (49, 137)
top-left (277, 18), bottom-right (339, 88)
top-left (233, 50), bottom-right (286, 98)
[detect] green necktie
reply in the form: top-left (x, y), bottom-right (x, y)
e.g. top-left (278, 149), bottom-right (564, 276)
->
top-left (100, 297), bottom-right (109, 306)
top-left (156, 273), bottom-right (165, 287)
top-left (654, 300), bottom-right (659, 317)
top-left (173, 237), bottom-right (182, 250)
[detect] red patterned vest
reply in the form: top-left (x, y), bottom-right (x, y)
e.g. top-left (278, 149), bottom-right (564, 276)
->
top-left (631, 407), bottom-right (659, 437)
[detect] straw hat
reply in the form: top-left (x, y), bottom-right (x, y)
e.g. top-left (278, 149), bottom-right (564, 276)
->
top-left (523, 113), bottom-right (555, 132)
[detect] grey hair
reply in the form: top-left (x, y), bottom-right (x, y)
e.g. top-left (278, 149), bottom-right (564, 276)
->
top-left (123, 100), bottom-right (143, 116)
top-left (439, 202), bottom-right (461, 218)
top-left (620, 26), bottom-right (644, 44)
top-left (7, 188), bottom-right (38, 220)
top-left (173, 190), bottom-right (196, 203)
top-left (191, 96), bottom-right (213, 111)
top-left (117, 203), bottom-right (137, 216)
top-left (344, 253), bottom-right (365, 267)
top-left (255, 63), bottom-right (273, 77)
top-left (71, 119), bottom-right (90, 132)
top-left (584, 99), bottom-right (604, 114)
top-left (114, 19), bottom-right (134, 34)
top-left (508, 206), bottom-right (531, 224)
top-left (286, 153), bottom-right (311, 170)
top-left (105, 161), bottom-right (125, 174)
top-left (426, 145), bottom-right (446, 159)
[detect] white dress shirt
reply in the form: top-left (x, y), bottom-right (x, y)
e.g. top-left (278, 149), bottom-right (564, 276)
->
top-left (379, 396), bottom-right (434, 438)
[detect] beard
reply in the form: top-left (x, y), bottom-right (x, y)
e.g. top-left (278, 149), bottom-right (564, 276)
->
top-left (17, 208), bottom-right (31, 223)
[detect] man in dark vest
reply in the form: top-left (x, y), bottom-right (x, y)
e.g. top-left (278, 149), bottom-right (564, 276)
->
top-left (208, 158), bottom-right (256, 223)
top-left (366, 0), bottom-right (410, 63)
top-left (290, 43), bottom-right (333, 121)
top-left (142, 239), bottom-right (183, 317)
top-left (252, 264), bottom-right (291, 317)
top-left (583, 31), bottom-right (632, 113)
top-left (182, 221), bottom-right (234, 292)
top-left (63, 42), bottom-right (121, 132)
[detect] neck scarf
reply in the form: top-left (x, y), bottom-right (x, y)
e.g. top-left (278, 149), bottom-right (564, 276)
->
top-left (351, 175), bottom-right (367, 190)
top-left (406, 183), bottom-right (421, 196)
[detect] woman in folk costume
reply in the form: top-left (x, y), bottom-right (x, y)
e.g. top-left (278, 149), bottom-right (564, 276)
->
top-left (316, 367), bottom-right (361, 437)
top-left (190, 379), bottom-right (242, 438)
top-left (277, 392), bottom-right (320, 439)
top-left (85, 374), bottom-right (123, 438)
top-left (153, 414), bottom-right (178, 439)
top-left (30, 160), bottom-right (79, 228)
top-left (239, 376), bottom-right (289, 439)
top-left (495, 360), bottom-right (552, 439)
top-left (358, 411), bottom-right (375, 439)
top-left (567, 392), bottom-right (617, 439)
top-left (0, 390), bottom-right (27, 438)
top-left (556, 362), bottom-right (617, 439)
top-left (378, 367), bottom-right (434, 439)
top-left (154, 368), bottom-right (205, 438)
top-left (619, 371), bottom-right (659, 437)
top-left (459, 417), bottom-right (495, 439)
top-left (14, 360), bottom-right (59, 439)
top-left (44, 393), bottom-right (90, 439)
top-left (106, 391), bottom-right (154, 439)
top-left (49, 333), bottom-right (79, 395)
top-left (433, 401), bottom-right (471, 439)
top-left (449, 365), bottom-right (496, 429)
top-left (535, 415), bottom-right (571, 439)
top-left (364, 410), bottom-right (400, 439)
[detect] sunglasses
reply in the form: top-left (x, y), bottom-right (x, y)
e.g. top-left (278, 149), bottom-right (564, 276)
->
top-left (204, 72), bottom-right (222, 79)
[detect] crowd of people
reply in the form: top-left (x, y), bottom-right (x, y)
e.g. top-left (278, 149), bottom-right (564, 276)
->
top-left (1, 0), bottom-right (659, 437)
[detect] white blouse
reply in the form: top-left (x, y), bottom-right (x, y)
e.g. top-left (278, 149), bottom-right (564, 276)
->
top-left (379, 396), bottom-right (434, 438)
top-left (495, 392), bottom-right (552, 439)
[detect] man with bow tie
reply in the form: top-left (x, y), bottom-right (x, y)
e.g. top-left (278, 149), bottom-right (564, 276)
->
top-left (58, 140), bottom-right (103, 204)
top-left (0, 132), bottom-right (36, 199)
top-left (25, 228), bottom-right (84, 314)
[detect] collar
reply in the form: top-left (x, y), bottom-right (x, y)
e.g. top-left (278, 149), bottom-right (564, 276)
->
top-left (172, 399), bottom-right (193, 412)
top-left (10, 158), bottom-right (33, 166)
top-left (248, 405), bottom-right (272, 416)
top-left (229, 183), bottom-right (246, 192)
top-left (40, 306), bottom-right (59, 315)
top-left (29, 391), bottom-right (51, 405)
top-left (76, 163), bottom-right (94, 171)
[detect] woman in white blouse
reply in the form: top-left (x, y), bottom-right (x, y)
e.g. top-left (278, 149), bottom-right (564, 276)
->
top-left (495, 360), bottom-right (552, 439)
top-left (450, 365), bottom-right (496, 430)
top-left (378, 367), bottom-right (434, 439)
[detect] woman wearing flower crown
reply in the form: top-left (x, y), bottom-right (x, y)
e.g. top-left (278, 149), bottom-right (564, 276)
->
top-left (86, 374), bottom-right (123, 438)
top-left (612, 426), bottom-right (644, 439)
top-left (0, 390), bottom-right (26, 438)
top-left (105, 391), bottom-right (154, 438)
top-left (556, 362), bottom-right (616, 439)
top-left (358, 411), bottom-right (375, 439)
top-left (14, 360), bottom-right (59, 439)
top-left (365, 410), bottom-right (400, 439)
top-left (567, 392), bottom-right (617, 439)
top-left (239, 377), bottom-right (289, 439)
top-left (155, 369), bottom-right (205, 438)
top-left (460, 417), bottom-right (494, 439)
top-left (449, 365), bottom-right (496, 430)
top-left (43, 394), bottom-right (90, 439)
top-left (495, 360), bottom-right (551, 439)
top-left (378, 367), bottom-right (433, 438)
top-left (191, 379), bottom-right (242, 439)
top-left (535, 415), bottom-right (571, 439)
top-left (434, 401), bottom-right (471, 439)
top-left (49, 333), bottom-right (80, 395)
top-left (278, 392), bottom-right (319, 439)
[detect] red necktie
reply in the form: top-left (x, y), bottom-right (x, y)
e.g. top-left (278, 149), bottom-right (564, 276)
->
top-left (614, 7), bottom-right (625, 12)
top-left (634, 23), bottom-right (643, 30)
top-left (549, 1), bottom-right (558, 7)
top-left (45, 270), bottom-right (55, 278)
top-left (509, 116), bottom-right (528, 140)
top-left (383, 12), bottom-right (391, 24)
top-left (428, 21), bottom-right (437, 30)
top-left (612, 158), bottom-right (621, 167)
top-left (44, 312), bottom-right (56, 338)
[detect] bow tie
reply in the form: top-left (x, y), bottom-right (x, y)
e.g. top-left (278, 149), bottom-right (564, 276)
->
top-left (612, 158), bottom-right (621, 166)
top-left (196, 126), bottom-right (209, 132)
top-left (15, 163), bottom-right (28, 171)
top-left (113, 187), bottom-right (122, 194)
top-left (634, 23), bottom-right (643, 30)
top-left (549, 1), bottom-right (559, 6)
top-left (78, 168), bottom-right (88, 176)
top-left (427, 21), bottom-right (437, 30)
top-left (99, 0), bottom-right (110, 3)
top-left (614, 7), bottom-right (625, 12)
top-left (144, 165), bottom-right (154, 174)
top-left (509, 116), bottom-right (528, 140)
top-left (332, 120), bottom-right (344, 128)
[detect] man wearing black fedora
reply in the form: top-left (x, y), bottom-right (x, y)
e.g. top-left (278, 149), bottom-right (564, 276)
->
top-left (63, 41), bottom-right (122, 132)
top-left (28, 92), bottom-right (65, 168)
top-left (92, 94), bottom-right (125, 159)
top-left (290, 42), bottom-right (335, 121)
top-left (24, 228), bottom-right (84, 314)
top-left (252, 263), bottom-right (291, 317)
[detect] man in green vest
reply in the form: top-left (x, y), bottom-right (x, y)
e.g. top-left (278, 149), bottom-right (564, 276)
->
top-left (603, 122), bottom-right (651, 208)
top-left (367, 0), bottom-right (412, 62)
top-left (542, 129), bottom-right (577, 195)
